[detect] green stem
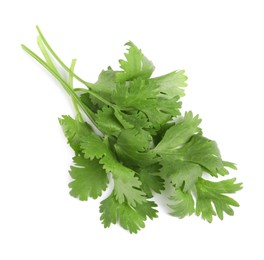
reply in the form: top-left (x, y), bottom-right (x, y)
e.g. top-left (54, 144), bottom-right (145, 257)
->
top-left (34, 29), bottom-right (112, 110)
top-left (74, 88), bottom-right (115, 108)
top-left (73, 88), bottom-right (88, 92)
top-left (37, 37), bottom-right (84, 123)
top-left (37, 36), bottom-right (58, 73)
top-left (21, 44), bottom-right (97, 125)
top-left (68, 59), bottom-right (84, 122)
top-left (36, 25), bottom-right (94, 89)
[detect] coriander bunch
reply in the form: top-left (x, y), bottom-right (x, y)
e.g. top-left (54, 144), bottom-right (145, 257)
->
top-left (22, 27), bottom-right (242, 233)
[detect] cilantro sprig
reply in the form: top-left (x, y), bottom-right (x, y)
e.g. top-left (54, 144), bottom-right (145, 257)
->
top-left (22, 27), bottom-right (242, 233)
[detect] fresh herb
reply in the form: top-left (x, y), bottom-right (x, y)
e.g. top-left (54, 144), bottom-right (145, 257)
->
top-left (22, 27), bottom-right (242, 233)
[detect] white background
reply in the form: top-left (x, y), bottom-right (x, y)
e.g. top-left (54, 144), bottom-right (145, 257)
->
top-left (1, 0), bottom-right (263, 259)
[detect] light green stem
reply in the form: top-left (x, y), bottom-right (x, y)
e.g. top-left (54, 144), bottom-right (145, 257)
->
top-left (68, 59), bottom-right (84, 122)
top-left (21, 44), bottom-right (97, 125)
top-left (36, 26), bottom-right (94, 89)
top-left (74, 88), bottom-right (114, 108)
top-left (37, 36), bottom-right (84, 122)
top-left (37, 36), bottom-right (58, 73)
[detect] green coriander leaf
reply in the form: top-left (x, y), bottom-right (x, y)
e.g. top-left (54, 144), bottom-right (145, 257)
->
top-left (195, 178), bottom-right (242, 222)
top-left (100, 155), bottom-right (146, 207)
top-left (154, 111), bottom-right (202, 153)
top-left (137, 164), bottom-right (164, 197)
top-left (152, 122), bottom-right (174, 146)
top-left (100, 194), bottom-right (158, 233)
top-left (116, 42), bottom-right (155, 82)
top-left (113, 109), bottom-right (135, 129)
top-left (80, 93), bottom-right (100, 113)
top-left (91, 67), bottom-right (116, 106)
top-left (81, 133), bottom-right (146, 206)
top-left (99, 194), bottom-right (118, 227)
top-left (223, 161), bottom-right (237, 170)
top-left (176, 134), bottom-right (230, 177)
top-left (117, 110), bottom-right (151, 130)
top-left (95, 106), bottom-right (123, 136)
top-left (114, 128), bottom-right (156, 167)
top-left (161, 160), bottom-right (202, 192)
top-left (149, 70), bottom-right (188, 98)
top-left (59, 115), bottom-right (92, 154)
top-left (69, 155), bottom-right (108, 200)
top-left (140, 96), bottom-right (181, 129)
top-left (80, 130), bottom-right (112, 161)
top-left (155, 96), bottom-right (181, 116)
top-left (112, 79), bottom-right (158, 108)
top-left (168, 189), bottom-right (195, 218)
top-left (80, 131), bottom-right (107, 160)
top-left (112, 79), bottom-right (181, 129)
top-left (94, 67), bottom-right (116, 95)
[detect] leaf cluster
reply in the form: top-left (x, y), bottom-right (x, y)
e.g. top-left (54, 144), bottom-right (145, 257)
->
top-left (22, 28), bottom-right (242, 233)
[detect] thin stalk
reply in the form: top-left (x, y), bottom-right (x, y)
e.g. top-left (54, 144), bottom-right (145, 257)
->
top-left (74, 88), bottom-right (114, 108)
top-left (37, 37), bottom-right (84, 122)
top-left (73, 88), bottom-right (88, 92)
top-left (36, 25), bottom-right (94, 89)
top-left (68, 59), bottom-right (84, 122)
top-left (37, 36), bottom-right (58, 73)
top-left (21, 44), bottom-right (97, 125)
top-left (35, 34), bottom-right (112, 109)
